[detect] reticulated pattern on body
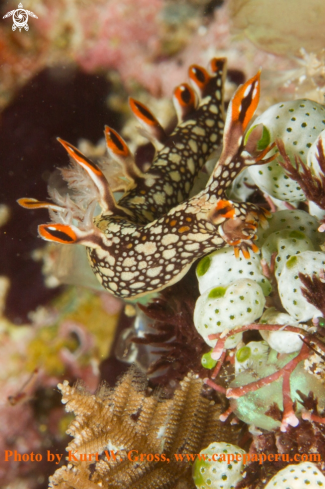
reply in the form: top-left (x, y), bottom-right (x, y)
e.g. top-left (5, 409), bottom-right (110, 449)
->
top-left (18, 59), bottom-right (275, 299)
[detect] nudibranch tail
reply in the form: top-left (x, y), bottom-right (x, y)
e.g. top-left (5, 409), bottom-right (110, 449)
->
top-left (115, 57), bottom-right (227, 222)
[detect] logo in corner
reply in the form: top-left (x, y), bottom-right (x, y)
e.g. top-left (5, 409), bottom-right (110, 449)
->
top-left (3, 3), bottom-right (38, 32)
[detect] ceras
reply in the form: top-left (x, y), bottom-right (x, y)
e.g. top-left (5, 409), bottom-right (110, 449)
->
top-left (18, 58), bottom-right (275, 299)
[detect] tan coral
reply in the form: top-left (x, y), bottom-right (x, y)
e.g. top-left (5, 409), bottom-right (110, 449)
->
top-left (49, 367), bottom-right (239, 489)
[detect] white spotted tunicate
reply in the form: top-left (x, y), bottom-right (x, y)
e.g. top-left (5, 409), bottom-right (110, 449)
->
top-left (278, 251), bottom-right (325, 321)
top-left (261, 229), bottom-right (315, 278)
top-left (196, 247), bottom-right (271, 296)
top-left (248, 99), bottom-right (325, 201)
top-left (235, 341), bottom-right (269, 374)
top-left (257, 209), bottom-right (322, 248)
top-left (194, 279), bottom-right (265, 348)
top-left (264, 462), bottom-right (325, 489)
top-left (307, 130), bottom-right (325, 220)
top-left (307, 128), bottom-right (325, 177)
top-left (227, 168), bottom-right (255, 202)
top-left (259, 307), bottom-right (304, 353)
top-left (192, 442), bottom-right (246, 489)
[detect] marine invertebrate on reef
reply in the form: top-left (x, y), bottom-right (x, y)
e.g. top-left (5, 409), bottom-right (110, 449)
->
top-left (194, 278), bottom-right (265, 348)
top-left (48, 367), bottom-right (237, 489)
top-left (192, 442), bottom-right (246, 489)
top-left (248, 99), bottom-right (325, 202)
top-left (264, 462), bottom-right (325, 489)
top-left (18, 58), bottom-right (275, 299)
top-left (193, 203), bottom-right (325, 433)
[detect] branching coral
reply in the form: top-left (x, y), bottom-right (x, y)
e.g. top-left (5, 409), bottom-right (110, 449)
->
top-left (299, 272), bottom-right (325, 318)
top-left (49, 366), bottom-right (238, 489)
top-left (277, 138), bottom-right (325, 210)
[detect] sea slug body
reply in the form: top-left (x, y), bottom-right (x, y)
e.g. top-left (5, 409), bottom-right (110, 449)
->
top-left (18, 59), bottom-right (274, 299)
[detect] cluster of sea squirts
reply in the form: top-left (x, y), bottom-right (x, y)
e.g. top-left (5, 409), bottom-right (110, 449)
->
top-left (193, 100), bottom-right (325, 488)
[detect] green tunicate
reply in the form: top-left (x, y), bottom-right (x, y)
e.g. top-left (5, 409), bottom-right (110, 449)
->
top-left (197, 256), bottom-right (211, 277)
top-left (261, 228), bottom-right (315, 279)
top-left (279, 251), bottom-right (325, 321)
top-left (208, 286), bottom-right (226, 299)
top-left (256, 209), bottom-right (322, 248)
top-left (201, 351), bottom-right (217, 369)
top-left (236, 346), bottom-right (251, 363)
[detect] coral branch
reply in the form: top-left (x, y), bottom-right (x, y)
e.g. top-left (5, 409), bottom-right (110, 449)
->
top-left (204, 378), bottom-right (227, 395)
top-left (226, 343), bottom-right (310, 399)
top-left (280, 370), bottom-right (299, 432)
top-left (277, 138), bottom-right (325, 209)
top-left (302, 411), bottom-right (325, 424)
top-left (211, 350), bottom-right (227, 379)
top-left (211, 323), bottom-right (309, 360)
top-left (299, 271), bottom-right (325, 316)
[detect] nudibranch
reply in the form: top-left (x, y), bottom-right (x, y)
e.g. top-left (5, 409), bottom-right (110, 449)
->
top-left (18, 58), bottom-right (276, 299)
